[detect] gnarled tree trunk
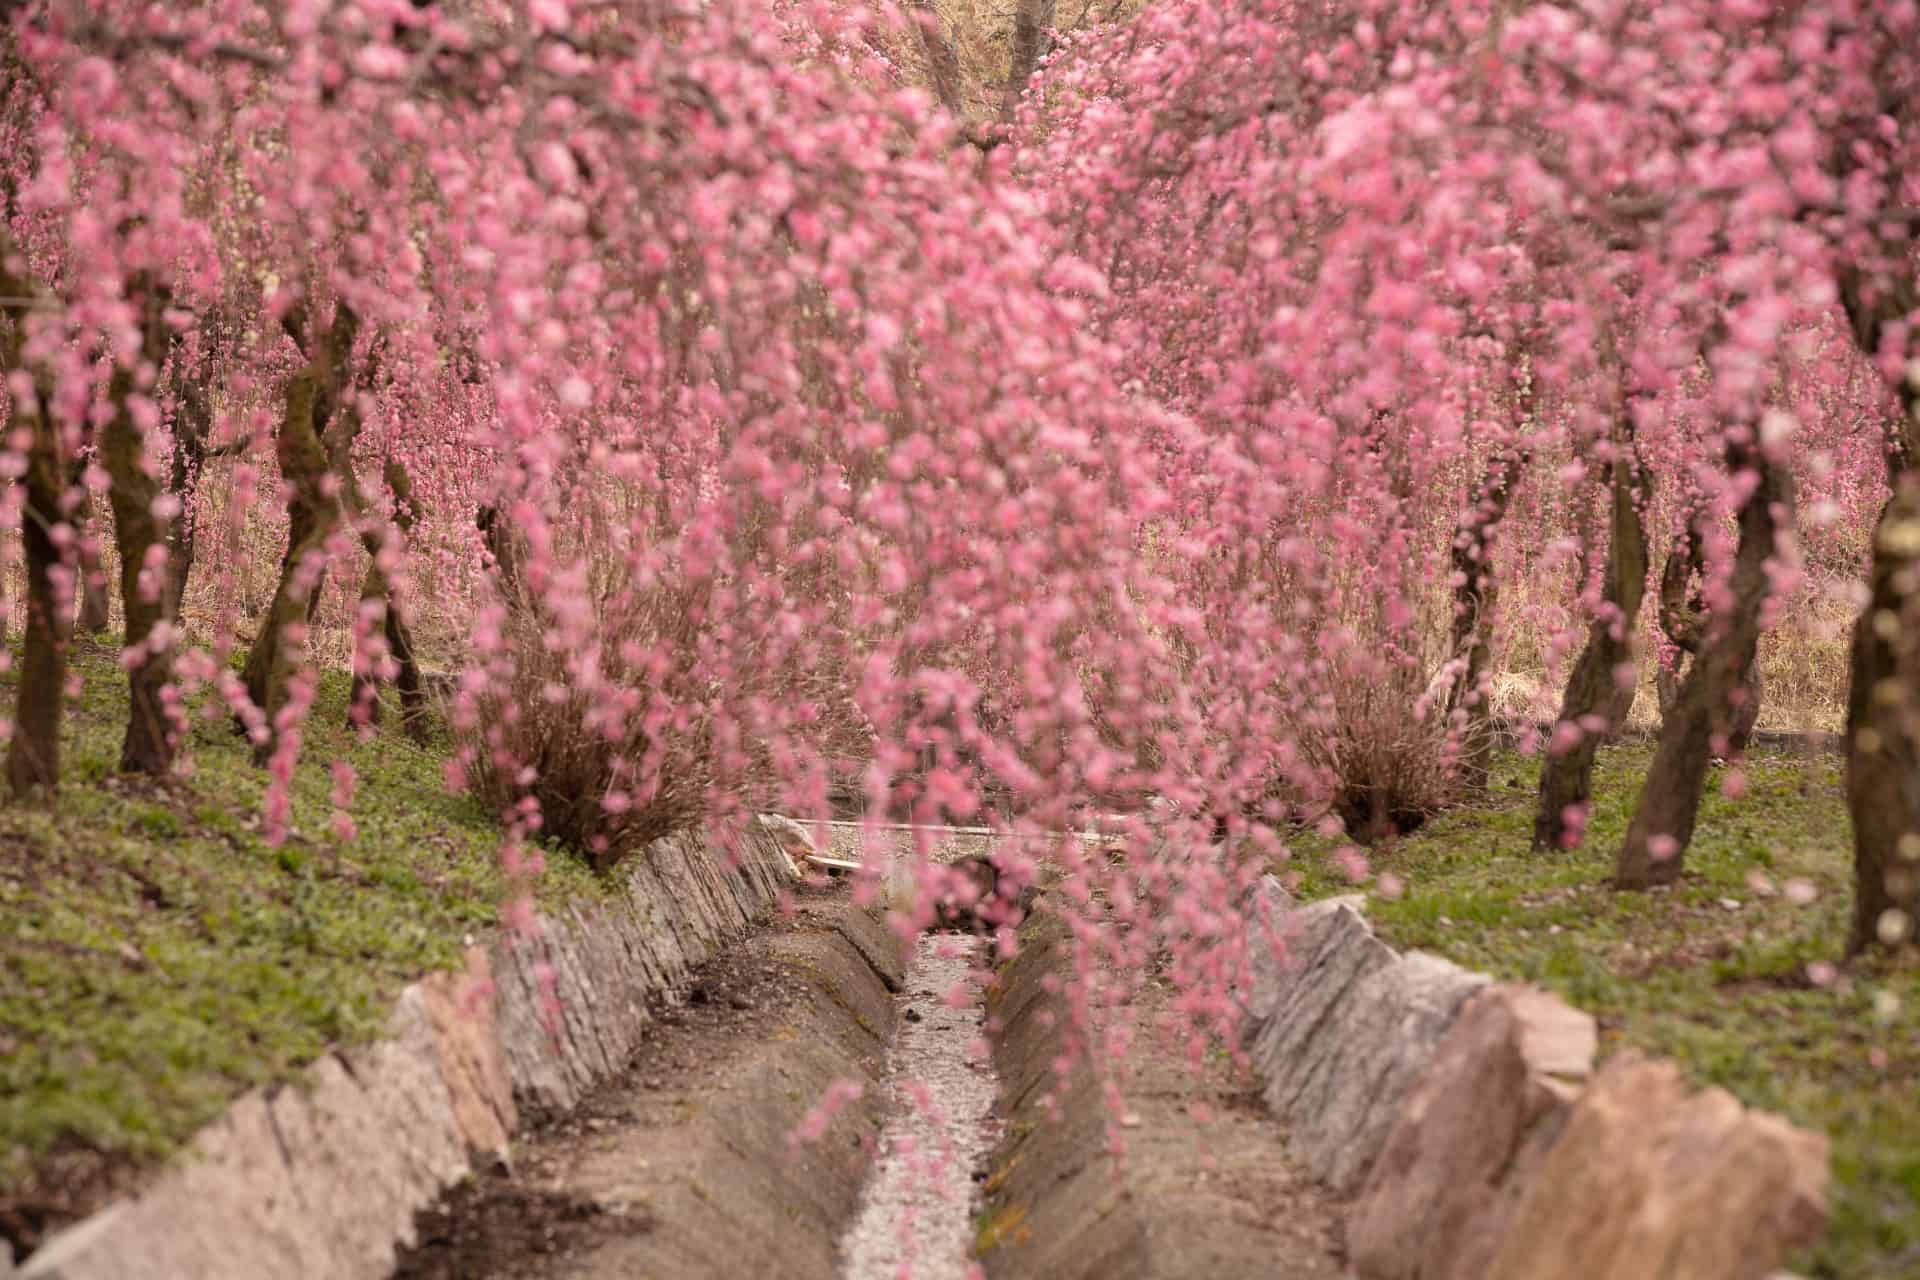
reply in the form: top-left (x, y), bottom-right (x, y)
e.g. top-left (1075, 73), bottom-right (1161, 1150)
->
top-left (73, 485), bottom-right (112, 635)
top-left (1615, 438), bottom-right (1791, 888)
top-left (5, 376), bottom-right (68, 796)
top-left (1844, 466), bottom-right (1920, 954)
top-left (1655, 515), bottom-right (1704, 721)
top-left (1655, 512), bottom-right (1761, 752)
top-left (241, 303), bottom-right (357, 758)
top-left (100, 284), bottom-right (182, 775)
top-left (477, 503), bottom-right (527, 608)
top-left (912, 0), bottom-right (965, 119)
top-left (161, 331), bottom-right (232, 621)
top-left (1535, 435), bottom-right (1649, 850)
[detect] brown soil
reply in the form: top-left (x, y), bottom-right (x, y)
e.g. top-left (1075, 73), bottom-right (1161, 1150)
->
top-left (0, 1143), bottom-right (140, 1266)
top-left (394, 891), bottom-right (901, 1280)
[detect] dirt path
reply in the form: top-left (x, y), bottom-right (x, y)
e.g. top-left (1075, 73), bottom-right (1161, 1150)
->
top-left (838, 934), bottom-right (1002, 1280)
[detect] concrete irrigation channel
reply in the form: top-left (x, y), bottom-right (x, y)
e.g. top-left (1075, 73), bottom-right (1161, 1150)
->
top-left (19, 815), bottom-right (1820, 1280)
top-left (389, 835), bottom-right (1350, 1280)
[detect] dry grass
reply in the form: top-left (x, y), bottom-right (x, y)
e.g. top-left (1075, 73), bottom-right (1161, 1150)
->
top-left (1488, 577), bottom-right (1857, 736)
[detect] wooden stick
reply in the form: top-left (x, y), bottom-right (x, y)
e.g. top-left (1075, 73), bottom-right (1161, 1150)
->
top-left (765, 814), bottom-right (1131, 839)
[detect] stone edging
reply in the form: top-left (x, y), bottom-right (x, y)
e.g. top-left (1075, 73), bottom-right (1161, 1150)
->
top-left (1242, 879), bottom-right (1832, 1280)
top-left (974, 905), bottom-right (1155, 1278)
top-left (16, 824), bottom-right (796, 1280)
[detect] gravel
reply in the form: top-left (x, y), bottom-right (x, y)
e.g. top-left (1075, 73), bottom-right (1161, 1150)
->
top-left (838, 933), bottom-right (1002, 1280)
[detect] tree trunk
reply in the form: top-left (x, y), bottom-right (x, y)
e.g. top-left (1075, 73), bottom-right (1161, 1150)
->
top-left (163, 355), bottom-right (221, 621)
top-left (348, 459), bottom-right (427, 742)
top-left (1535, 437), bottom-right (1649, 850)
top-left (999, 0), bottom-right (1057, 121)
top-left (477, 503), bottom-right (526, 608)
top-left (1844, 468), bottom-right (1920, 954)
top-left (241, 305), bottom-right (356, 758)
top-left (6, 378), bottom-right (69, 796)
top-left (1838, 268), bottom-right (1920, 957)
top-left (2, 237), bottom-right (70, 797)
top-left (1446, 445), bottom-right (1526, 792)
top-left (74, 487), bottom-right (112, 634)
top-left (1615, 440), bottom-right (1791, 888)
top-left (101, 354), bottom-right (176, 775)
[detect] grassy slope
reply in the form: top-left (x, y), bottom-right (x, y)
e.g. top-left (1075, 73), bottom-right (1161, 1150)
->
top-left (1286, 742), bottom-right (1919, 1279)
top-left (0, 638), bottom-right (607, 1251)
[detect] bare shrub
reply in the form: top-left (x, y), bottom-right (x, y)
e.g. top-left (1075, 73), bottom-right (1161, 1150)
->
top-left (1304, 636), bottom-right (1464, 845)
top-left (452, 511), bottom-right (871, 875)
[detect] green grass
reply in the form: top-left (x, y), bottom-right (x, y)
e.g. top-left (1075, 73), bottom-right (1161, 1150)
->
top-left (0, 638), bottom-right (610, 1249)
top-left (1283, 742), bottom-right (1920, 1280)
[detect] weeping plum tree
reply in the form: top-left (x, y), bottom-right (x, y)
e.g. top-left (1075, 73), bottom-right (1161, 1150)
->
top-left (1615, 432), bottom-right (1796, 888)
top-left (0, 0), bottom-right (1915, 1119)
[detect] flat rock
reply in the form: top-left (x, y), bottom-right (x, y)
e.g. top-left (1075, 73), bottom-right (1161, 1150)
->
top-left (1280, 950), bottom-right (1487, 1191)
top-left (1246, 896), bottom-right (1393, 1098)
top-left (1482, 1052), bottom-right (1830, 1280)
top-left (24, 1008), bottom-right (467, 1279)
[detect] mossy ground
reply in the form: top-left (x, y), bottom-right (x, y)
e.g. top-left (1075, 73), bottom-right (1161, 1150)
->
top-left (0, 637), bottom-right (609, 1254)
top-left (1285, 741), bottom-right (1919, 1280)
